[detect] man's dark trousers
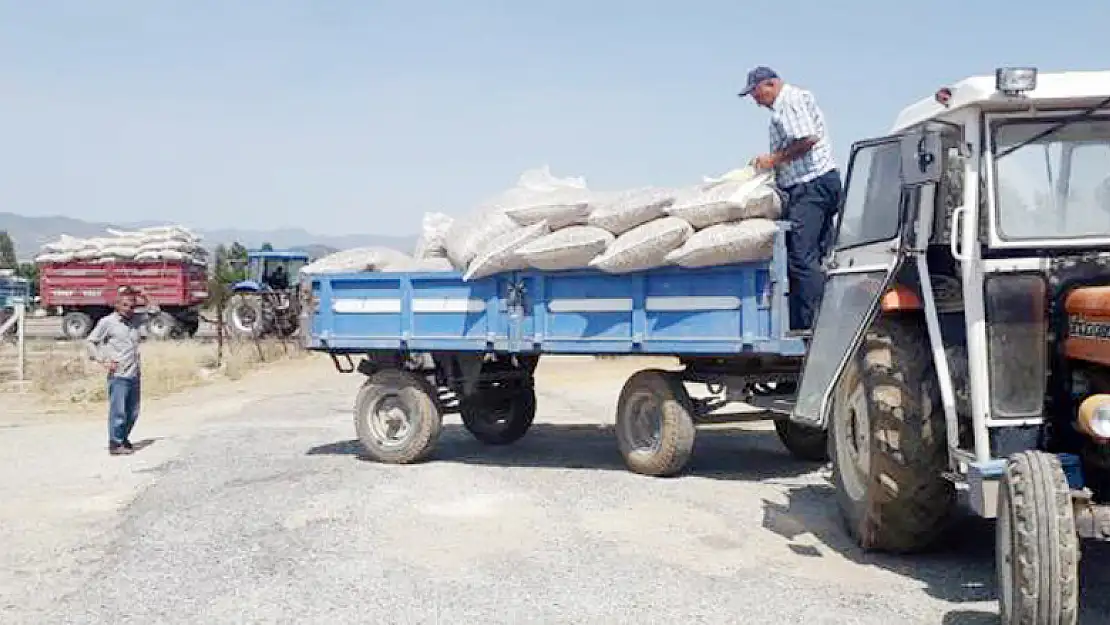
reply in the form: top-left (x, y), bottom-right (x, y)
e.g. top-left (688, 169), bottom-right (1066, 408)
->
top-left (781, 169), bottom-right (842, 331)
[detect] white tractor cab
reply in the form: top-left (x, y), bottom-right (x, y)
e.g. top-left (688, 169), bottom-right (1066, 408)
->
top-left (790, 67), bottom-right (1110, 623)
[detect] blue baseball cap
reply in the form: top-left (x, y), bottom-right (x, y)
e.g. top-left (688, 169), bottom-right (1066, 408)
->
top-left (739, 66), bottom-right (779, 97)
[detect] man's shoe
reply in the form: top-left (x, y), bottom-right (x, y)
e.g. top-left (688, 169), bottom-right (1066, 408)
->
top-left (122, 439), bottom-right (134, 450)
top-left (109, 443), bottom-right (134, 456)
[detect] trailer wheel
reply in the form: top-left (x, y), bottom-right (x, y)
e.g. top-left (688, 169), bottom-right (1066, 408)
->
top-left (774, 419), bottom-right (829, 462)
top-left (460, 384), bottom-right (537, 445)
top-left (61, 311), bottom-right (93, 340)
top-left (354, 369), bottom-right (442, 464)
top-left (615, 369), bottom-right (696, 477)
top-left (830, 316), bottom-right (955, 553)
top-left (997, 451), bottom-right (1079, 625)
top-left (145, 312), bottom-right (178, 341)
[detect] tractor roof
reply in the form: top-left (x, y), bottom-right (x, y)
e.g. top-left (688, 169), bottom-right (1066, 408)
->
top-left (891, 70), bottom-right (1110, 133)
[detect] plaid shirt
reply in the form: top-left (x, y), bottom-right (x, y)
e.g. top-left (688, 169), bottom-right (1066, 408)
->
top-left (768, 83), bottom-right (836, 188)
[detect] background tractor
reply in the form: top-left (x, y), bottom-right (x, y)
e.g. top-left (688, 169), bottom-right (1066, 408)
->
top-left (224, 249), bottom-right (308, 339)
top-left (789, 67), bottom-right (1110, 623)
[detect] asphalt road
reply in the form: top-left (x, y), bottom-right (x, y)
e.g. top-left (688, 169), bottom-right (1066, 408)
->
top-left (3, 356), bottom-right (1109, 624)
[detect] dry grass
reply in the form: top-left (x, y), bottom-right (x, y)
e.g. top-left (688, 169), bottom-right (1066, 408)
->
top-left (21, 338), bottom-right (308, 405)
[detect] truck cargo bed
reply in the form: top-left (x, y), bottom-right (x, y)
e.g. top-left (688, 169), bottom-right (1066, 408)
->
top-left (306, 229), bottom-right (804, 357)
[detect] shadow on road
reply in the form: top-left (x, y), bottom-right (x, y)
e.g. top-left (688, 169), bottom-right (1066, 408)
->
top-left (307, 422), bottom-right (822, 481)
top-left (307, 423), bottom-right (1110, 624)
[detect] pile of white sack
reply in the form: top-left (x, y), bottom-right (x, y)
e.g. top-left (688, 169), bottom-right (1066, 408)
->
top-left (34, 226), bottom-right (209, 265)
top-left (444, 165), bottom-right (783, 281)
top-left (300, 212), bottom-right (458, 276)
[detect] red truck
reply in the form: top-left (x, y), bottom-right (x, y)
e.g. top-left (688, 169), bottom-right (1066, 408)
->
top-left (39, 260), bottom-right (209, 340)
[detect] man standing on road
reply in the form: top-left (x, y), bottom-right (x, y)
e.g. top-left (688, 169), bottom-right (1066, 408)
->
top-left (86, 287), bottom-right (149, 456)
top-left (740, 66), bottom-right (842, 333)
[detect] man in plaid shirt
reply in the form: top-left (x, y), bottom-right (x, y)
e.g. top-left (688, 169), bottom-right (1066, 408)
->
top-left (740, 66), bottom-right (842, 333)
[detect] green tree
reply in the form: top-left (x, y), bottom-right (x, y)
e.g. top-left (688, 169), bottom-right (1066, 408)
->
top-left (0, 231), bottom-right (16, 269)
top-left (15, 262), bottom-right (39, 297)
top-left (260, 242), bottom-right (274, 252)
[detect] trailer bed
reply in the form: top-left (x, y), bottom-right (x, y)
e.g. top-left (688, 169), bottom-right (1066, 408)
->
top-left (305, 230), bottom-right (803, 358)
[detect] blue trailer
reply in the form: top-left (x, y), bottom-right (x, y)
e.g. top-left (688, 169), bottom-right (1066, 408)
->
top-left (304, 225), bottom-right (823, 476)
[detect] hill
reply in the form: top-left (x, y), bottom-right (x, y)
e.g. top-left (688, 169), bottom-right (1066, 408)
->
top-left (0, 212), bottom-right (417, 261)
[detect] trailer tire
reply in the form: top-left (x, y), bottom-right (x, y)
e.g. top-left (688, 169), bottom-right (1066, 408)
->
top-left (997, 451), bottom-right (1079, 625)
top-left (615, 369), bottom-right (696, 477)
top-left (145, 312), bottom-right (178, 341)
top-left (354, 369), bottom-right (442, 464)
top-left (830, 316), bottom-right (955, 553)
top-left (61, 311), bottom-right (94, 340)
top-left (460, 385), bottom-right (537, 445)
top-left (774, 419), bottom-right (829, 462)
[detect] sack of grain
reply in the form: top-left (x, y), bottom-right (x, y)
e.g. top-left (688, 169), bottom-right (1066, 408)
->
top-left (588, 216), bottom-right (693, 274)
top-left (514, 225), bottom-right (614, 271)
top-left (665, 171), bottom-right (781, 229)
top-left (586, 187), bottom-right (676, 235)
top-left (503, 186), bottom-right (593, 230)
top-left (664, 219), bottom-right (778, 268)
top-left (445, 166), bottom-right (589, 269)
top-left (413, 212), bottom-right (455, 260)
top-left (300, 247), bottom-right (414, 276)
top-left (463, 221), bottom-right (550, 281)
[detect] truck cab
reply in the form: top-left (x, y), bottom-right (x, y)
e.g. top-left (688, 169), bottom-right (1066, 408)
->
top-left (790, 67), bottom-right (1110, 623)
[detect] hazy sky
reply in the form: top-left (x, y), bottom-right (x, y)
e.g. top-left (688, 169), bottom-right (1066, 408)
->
top-left (2, 0), bottom-right (1107, 236)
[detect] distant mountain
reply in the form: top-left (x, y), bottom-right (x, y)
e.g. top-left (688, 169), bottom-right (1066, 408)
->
top-left (0, 212), bottom-right (416, 261)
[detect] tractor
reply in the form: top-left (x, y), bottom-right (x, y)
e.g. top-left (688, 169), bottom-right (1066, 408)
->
top-left (789, 67), bottom-right (1110, 623)
top-left (224, 249), bottom-right (308, 339)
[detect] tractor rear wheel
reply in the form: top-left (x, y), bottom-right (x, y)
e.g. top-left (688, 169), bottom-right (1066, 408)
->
top-left (226, 294), bottom-right (265, 338)
top-left (829, 316), bottom-right (955, 553)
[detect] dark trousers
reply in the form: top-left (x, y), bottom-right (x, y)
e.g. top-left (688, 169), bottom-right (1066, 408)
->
top-left (782, 169), bottom-right (843, 331)
top-left (108, 375), bottom-right (141, 445)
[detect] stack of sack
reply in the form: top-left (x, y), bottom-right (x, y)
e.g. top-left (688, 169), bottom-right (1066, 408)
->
top-left (300, 212), bottom-right (459, 276)
top-left (34, 226), bottom-right (208, 265)
top-left (442, 165), bottom-right (783, 281)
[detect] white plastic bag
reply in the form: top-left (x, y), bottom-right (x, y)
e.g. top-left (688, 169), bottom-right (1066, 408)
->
top-left (586, 187), bottom-right (676, 235)
top-left (664, 219), bottom-right (778, 268)
top-left (463, 221), bottom-right (550, 281)
top-left (666, 171), bottom-right (781, 229)
top-left (589, 217), bottom-right (693, 274)
top-left (514, 225), bottom-right (614, 271)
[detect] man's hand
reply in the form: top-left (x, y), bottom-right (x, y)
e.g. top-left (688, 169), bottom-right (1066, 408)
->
top-left (102, 359), bottom-right (118, 374)
top-left (751, 153), bottom-right (778, 170)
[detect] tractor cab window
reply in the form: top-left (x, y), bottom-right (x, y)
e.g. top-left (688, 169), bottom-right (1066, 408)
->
top-left (993, 117), bottom-right (1110, 241)
top-left (835, 141), bottom-right (903, 250)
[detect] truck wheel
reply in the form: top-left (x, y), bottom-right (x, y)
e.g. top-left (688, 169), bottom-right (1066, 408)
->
top-left (774, 419), bottom-right (829, 462)
top-left (830, 316), bottom-right (955, 553)
top-left (61, 311), bottom-right (93, 340)
top-left (460, 384), bottom-right (537, 445)
top-left (145, 312), bottom-right (178, 340)
top-left (615, 369), bottom-right (696, 477)
top-left (354, 369), bottom-right (443, 464)
top-left (997, 451), bottom-right (1079, 625)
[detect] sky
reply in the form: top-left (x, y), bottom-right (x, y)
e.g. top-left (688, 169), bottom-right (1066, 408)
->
top-left (1, 0), bottom-right (1108, 237)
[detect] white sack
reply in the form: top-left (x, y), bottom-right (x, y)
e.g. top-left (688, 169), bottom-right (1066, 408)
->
top-left (586, 187), bottom-right (676, 235)
top-left (414, 256), bottom-right (456, 272)
top-left (300, 247), bottom-right (413, 275)
top-left (665, 171), bottom-right (781, 229)
top-left (664, 219), bottom-right (779, 268)
top-left (588, 216), bottom-right (693, 274)
top-left (413, 212), bottom-right (455, 260)
top-left (463, 221), bottom-right (550, 282)
top-left (514, 225), bottom-right (614, 271)
top-left (445, 166), bottom-right (589, 268)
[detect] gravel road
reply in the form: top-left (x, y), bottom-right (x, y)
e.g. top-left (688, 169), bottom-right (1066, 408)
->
top-left (3, 356), bottom-right (1109, 624)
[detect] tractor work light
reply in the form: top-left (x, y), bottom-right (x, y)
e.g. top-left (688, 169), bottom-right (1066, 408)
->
top-left (996, 67), bottom-right (1037, 95)
top-left (1079, 395), bottom-right (1110, 441)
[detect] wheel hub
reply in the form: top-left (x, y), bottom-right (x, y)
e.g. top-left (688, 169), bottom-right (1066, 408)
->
top-left (369, 395), bottom-right (414, 448)
top-left (836, 377), bottom-right (871, 501)
top-left (626, 393), bottom-right (663, 452)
